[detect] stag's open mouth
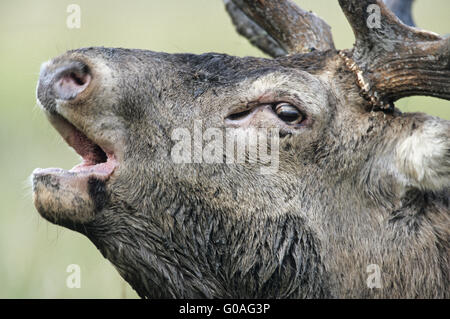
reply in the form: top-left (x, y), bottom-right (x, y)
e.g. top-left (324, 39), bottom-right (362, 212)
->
top-left (34, 112), bottom-right (118, 180)
top-left (32, 57), bottom-right (122, 224)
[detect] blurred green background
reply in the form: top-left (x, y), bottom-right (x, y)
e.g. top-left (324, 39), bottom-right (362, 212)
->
top-left (0, 0), bottom-right (449, 298)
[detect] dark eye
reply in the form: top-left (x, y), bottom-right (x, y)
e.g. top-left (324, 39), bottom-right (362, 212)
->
top-left (274, 103), bottom-right (303, 124)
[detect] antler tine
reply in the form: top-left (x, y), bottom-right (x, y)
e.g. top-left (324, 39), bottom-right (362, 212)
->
top-left (338, 0), bottom-right (450, 106)
top-left (383, 0), bottom-right (415, 27)
top-left (224, 0), bottom-right (287, 57)
top-left (224, 0), bottom-right (335, 57)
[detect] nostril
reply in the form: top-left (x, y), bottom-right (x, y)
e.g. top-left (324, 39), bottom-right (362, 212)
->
top-left (69, 71), bottom-right (87, 86)
top-left (52, 62), bottom-right (91, 100)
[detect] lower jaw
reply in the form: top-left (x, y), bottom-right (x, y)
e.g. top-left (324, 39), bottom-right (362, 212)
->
top-left (32, 156), bottom-right (118, 225)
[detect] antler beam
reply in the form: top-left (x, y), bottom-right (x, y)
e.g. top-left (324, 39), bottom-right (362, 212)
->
top-left (224, 0), bottom-right (335, 57)
top-left (338, 0), bottom-right (450, 105)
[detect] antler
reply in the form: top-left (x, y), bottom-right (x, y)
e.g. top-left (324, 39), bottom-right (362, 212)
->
top-left (224, 0), bottom-right (288, 57)
top-left (224, 0), bottom-right (335, 56)
top-left (339, 0), bottom-right (450, 106)
top-left (224, 0), bottom-right (450, 108)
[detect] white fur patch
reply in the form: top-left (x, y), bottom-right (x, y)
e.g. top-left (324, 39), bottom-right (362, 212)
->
top-left (396, 120), bottom-right (449, 190)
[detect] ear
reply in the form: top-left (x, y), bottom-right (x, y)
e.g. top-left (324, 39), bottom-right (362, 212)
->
top-left (395, 118), bottom-right (450, 191)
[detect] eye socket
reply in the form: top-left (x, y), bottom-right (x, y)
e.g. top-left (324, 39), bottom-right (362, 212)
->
top-left (274, 103), bottom-right (304, 124)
